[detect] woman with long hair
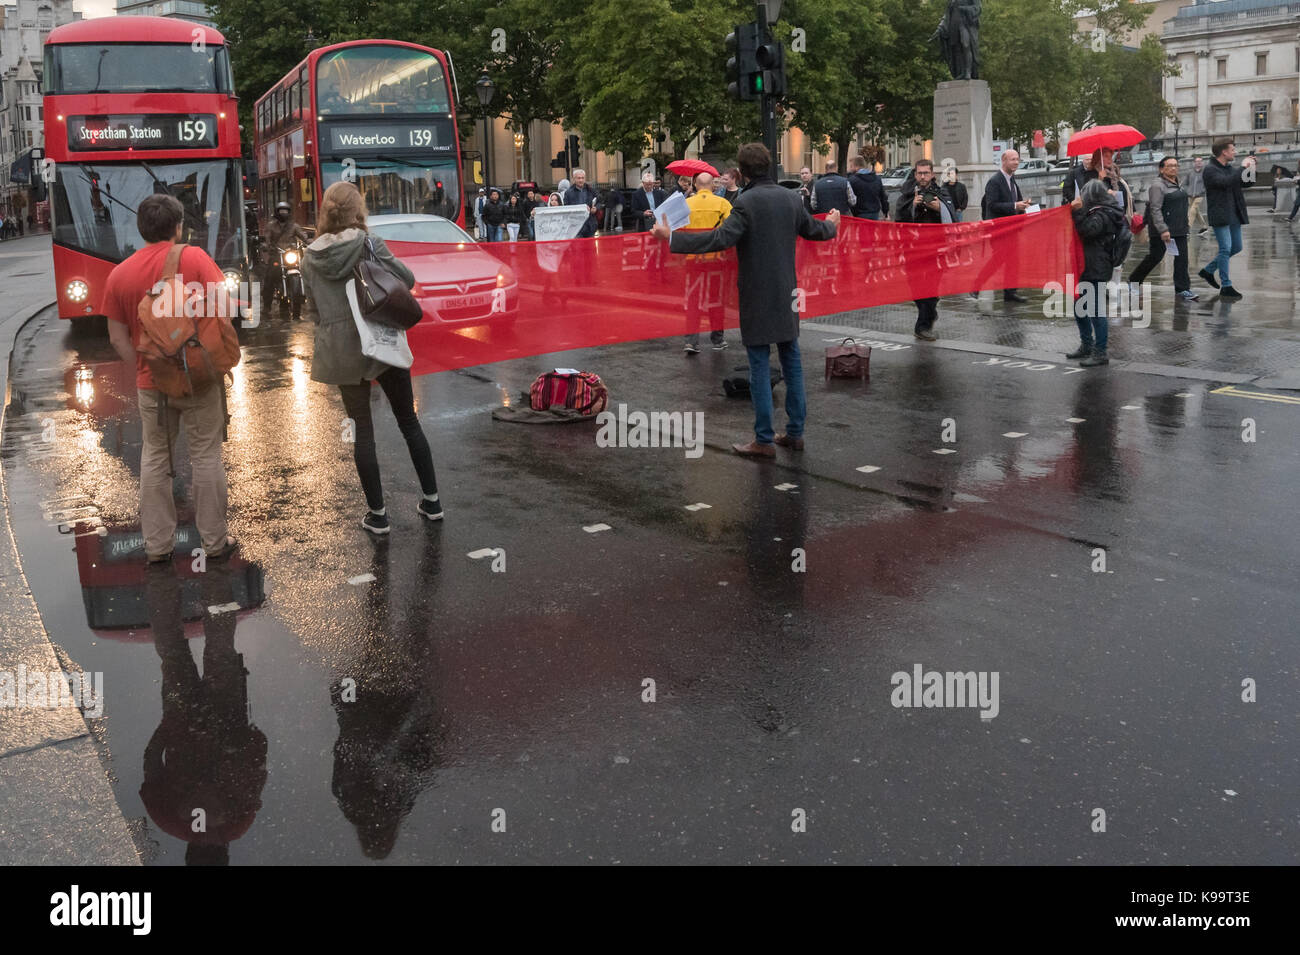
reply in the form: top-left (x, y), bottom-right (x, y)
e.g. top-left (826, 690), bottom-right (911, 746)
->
top-left (302, 181), bottom-right (442, 533)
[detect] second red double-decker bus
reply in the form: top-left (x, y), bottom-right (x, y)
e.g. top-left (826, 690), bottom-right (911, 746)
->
top-left (43, 16), bottom-right (250, 329)
top-left (254, 40), bottom-right (463, 235)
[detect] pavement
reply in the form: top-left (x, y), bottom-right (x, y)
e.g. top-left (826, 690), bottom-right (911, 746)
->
top-left (1, 222), bottom-right (1298, 865)
top-left (0, 233), bottom-right (139, 865)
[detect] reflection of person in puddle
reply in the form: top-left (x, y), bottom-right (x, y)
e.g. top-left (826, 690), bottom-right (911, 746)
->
top-left (331, 533), bottom-right (443, 859)
top-left (139, 561), bottom-right (267, 865)
top-left (1066, 370), bottom-right (1124, 498)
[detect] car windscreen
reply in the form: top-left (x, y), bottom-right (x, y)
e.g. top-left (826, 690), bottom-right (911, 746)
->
top-left (369, 220), bottom-right (469, 243)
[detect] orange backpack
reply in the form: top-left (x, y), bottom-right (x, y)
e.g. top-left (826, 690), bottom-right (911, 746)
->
top-left (136, 243), bottom-right (241, 398)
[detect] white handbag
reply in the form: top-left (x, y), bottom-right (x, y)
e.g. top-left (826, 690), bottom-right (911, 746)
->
top-left (345, 277), bottom-right (413, 370)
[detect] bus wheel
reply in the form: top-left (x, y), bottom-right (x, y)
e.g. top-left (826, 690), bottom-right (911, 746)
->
top-left (70, 316), bottom-right (105, 337)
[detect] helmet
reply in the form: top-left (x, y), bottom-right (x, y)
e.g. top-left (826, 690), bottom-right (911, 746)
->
top-left (275, 201), bottom-right (291, 215)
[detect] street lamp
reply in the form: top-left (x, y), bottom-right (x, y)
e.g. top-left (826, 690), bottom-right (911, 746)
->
top-left (1173, 115), bottom-right (1181, 159)
top-left (475, 74), bottom-right (495, 190)
top-left (758, 0), bottom-right (784, 23)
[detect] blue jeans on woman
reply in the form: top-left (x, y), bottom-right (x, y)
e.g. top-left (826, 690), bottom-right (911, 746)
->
top-left (1204, 223), bottom-right (1243, 288)
top-left (746, 340), bottom-right (806, 444)
top-left (1074, 281), bottom-right (1109, 352)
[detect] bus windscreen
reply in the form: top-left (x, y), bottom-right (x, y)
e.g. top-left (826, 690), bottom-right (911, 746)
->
top-left (44, 43), bottom-right (233, 94)
top-left (315, 47), bottom-right (451, 116)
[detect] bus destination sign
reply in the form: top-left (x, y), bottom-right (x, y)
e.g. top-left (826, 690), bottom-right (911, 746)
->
top-left (67, 114), bottom-right (219, 151)
top-left (324, 120), bottom-right (456, 154)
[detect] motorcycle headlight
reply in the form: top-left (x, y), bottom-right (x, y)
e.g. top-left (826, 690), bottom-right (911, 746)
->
top-left (223, 271), bottom-right (241, 292)
top-left (283, 250), bottom-right (300, 266)
top-left (66, 280), bottom-right (89, 303)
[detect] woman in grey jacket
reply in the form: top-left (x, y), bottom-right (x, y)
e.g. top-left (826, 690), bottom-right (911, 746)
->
top-left (1128, 156), bottom-right (1196, 301)
top-left (303, 181), bottom-right (442, 534)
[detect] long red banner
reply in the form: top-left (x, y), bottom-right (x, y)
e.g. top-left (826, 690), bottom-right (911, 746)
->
top-left (387, 207), bottom-right (1084, 376)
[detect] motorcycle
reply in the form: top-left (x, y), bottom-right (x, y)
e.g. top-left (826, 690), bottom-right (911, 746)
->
top-left (270, 241), bottom-right (306, 321)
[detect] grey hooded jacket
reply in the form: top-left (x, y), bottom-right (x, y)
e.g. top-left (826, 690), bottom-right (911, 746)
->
top-left (302, 228), bottom-right (415, 385)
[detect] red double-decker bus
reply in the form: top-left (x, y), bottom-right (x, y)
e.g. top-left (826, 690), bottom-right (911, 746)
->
top-left (254, 40), bottom-right (463, 235)
top-left (43, 17), bottom-right (249, 329)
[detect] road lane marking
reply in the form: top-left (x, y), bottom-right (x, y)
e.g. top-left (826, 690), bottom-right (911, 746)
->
top-left (856, 465), bottom-right (881, 473)
top-left (583, 523), bottom-right (612, 533)
top-left (1210, 385), bottom-right (1300, 406)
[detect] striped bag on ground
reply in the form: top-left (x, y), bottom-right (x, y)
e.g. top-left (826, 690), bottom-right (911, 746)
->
top-left (528, 370), bottom-right (609, 416)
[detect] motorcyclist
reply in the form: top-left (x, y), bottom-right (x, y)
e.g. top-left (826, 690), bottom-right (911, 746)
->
top-left (262, 201), bottom-right (310, 317)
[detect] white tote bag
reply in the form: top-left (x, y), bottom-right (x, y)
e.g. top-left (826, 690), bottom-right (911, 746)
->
top-left (345, 277), bottom-right (413, 369)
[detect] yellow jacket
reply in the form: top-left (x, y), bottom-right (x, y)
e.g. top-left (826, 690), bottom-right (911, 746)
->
top-left (686, 191), bottom-right (732, 230)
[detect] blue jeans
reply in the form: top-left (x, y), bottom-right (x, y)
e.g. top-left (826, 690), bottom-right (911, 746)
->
top-left (747, 340), bottom-right (806, 444)
top-left (1204, 224), bottom-right (1243, 288)
top-left (1074, 281), bottom-right (1109, 352)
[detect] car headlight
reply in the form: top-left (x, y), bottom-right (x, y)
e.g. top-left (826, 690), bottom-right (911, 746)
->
top-left (223, 271), bottom-right (241, 292)
top-left (496, 272), bottom-right (507, 287)
top-left (66, 280), bottom-right (89, 303)
top-left (283, 250), bottom-right (300, 266)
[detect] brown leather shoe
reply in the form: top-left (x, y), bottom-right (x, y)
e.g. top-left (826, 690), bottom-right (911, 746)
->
top-left (732, 440), bottom-right (776, 458)
top-left (914, 329), bottom-right (937, 342)
top-left (774, 433), bottom-right (804, 450)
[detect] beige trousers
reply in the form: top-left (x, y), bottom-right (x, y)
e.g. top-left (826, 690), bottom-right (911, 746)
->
top-left (138, 387), bottom-right (229, 558)
top-left (1188, 196), bottom-right (1208, 230)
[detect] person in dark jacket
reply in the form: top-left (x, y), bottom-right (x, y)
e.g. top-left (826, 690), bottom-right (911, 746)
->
top-left (504, 192), bottom-right (524, 241)
top-left (982, 149), bottom-right (1032, 303)
top-left (812, 160), bottom-right (855, 216)
top-left (302, 181), bottom-right (442, 533)
top-left (480, 188), bottom-right (506, 242)
top-left (628, 172), bottom-right (666, 231)
top-left (847, 155), bottom-right (888, 220)
top-left (652, 143), bottom-right (839, 457)
top-left (1197, 139), bottom-right (1255, 300)
top-left (1060, 153), bottom-right (1094, 203)
top-left (563, 168), bottom-right (601, 238)
top-left (1128, 156), bottom-right (1196, 300)
top-left (943, 165), bottom-right (968, 221)
top-left (720, 167), bottom-right (741, 205)
top-left (894, 159), bottom-right (955, 341)
top-left (796, 166), bottom-right (814, 214)
top-left (1069, 178), bottom-right (1127, 367)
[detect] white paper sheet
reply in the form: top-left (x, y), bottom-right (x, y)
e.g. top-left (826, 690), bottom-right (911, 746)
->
top-left (654, 191), bottom-right (691, 231)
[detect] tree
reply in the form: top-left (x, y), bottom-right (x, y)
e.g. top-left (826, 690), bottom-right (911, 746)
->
top-left (780, 0), bottom-right (944, 167)
top-left (546, 0), bottom-right (758, 169)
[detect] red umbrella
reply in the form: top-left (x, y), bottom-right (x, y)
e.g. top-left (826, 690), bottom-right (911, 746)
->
top-left (665, 158), bottom-right (719, 177)
top-left (1067, 124), bottom-right (1145, 157)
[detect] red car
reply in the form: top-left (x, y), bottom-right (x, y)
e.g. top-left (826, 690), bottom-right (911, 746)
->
top-left (367, 214), bottom-right (518, 326)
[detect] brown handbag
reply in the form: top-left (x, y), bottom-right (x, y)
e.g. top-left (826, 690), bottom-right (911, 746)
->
top-left (825, 337), bottom-right (870, 380)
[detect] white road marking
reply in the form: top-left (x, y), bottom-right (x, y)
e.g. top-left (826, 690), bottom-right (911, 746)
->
top-left (683, 503), bottom-right (712, 511)
top-left (1002, 432), bottom-right (1027, 438)
top-left (347, 573), bottom-right (376, 585)
top-left (774, 483), bottom-right (798, 491)
top-left (932, 448), bottom-right (957, 455)
top-left (855, 465), bottom-right (881, 474)
top-left (583, 523), bottom-right (612, 533)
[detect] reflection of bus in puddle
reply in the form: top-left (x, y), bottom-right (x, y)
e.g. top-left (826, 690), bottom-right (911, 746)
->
top-left (71, 520), bottom-right (266, 636)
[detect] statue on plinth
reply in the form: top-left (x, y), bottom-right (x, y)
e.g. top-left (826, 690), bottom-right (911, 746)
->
top-left (932, 0), bottom-right (981, 81)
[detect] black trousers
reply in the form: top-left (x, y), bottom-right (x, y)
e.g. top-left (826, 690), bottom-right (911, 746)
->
top-left (338, 366), bottom-right (439, 511)
top-left (1128, 233), bottom-right (1189, 292)
top-left (914, 298), bottom-right (939, 332)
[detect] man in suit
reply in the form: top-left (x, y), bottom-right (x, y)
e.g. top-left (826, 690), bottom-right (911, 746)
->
top-left (628, 172), bottom-right (667, 232)
top-left (652, 143), bottom-right (839, 458)
top-left (983, 149), bottom-right (1031, 303)
top-left (812, 160), bottom-right (855, 216)
top-left (847, 155), bottom-right (888, 220)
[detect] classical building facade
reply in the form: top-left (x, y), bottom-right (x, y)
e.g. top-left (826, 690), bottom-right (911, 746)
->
top-left (1162, 0), bottom-right (1300, 143)
top-left (114, 0), bottom-right (214, 27)
top-left (0, 0), bottom-right (80, 221)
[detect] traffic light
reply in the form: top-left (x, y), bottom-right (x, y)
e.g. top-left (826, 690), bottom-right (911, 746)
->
top-left (550, 150), bottom-right (567, 170)
top-left (725, 23), bottom-right (760, 101)
top-left (755, 29), bottom-right (786, 97)
top-left (567, 134), bottom-right (580, 169)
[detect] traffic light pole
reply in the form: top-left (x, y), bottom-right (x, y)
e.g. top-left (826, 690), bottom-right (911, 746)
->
top-left (761, 91), bottom-right (777, 169)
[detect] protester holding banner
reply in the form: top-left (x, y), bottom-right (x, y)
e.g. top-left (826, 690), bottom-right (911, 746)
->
top-left (653, 143), bottom-right (839, 458)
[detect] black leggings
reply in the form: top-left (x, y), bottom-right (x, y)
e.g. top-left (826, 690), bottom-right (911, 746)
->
top-left (338, 366), bottom-right (438, 511)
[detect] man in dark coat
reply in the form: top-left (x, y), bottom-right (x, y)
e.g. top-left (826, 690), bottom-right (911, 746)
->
top-left (982, 149), bottom-right (1031, 302)
top-left (1197, 139), bottom-right (1254, 300)
top-left (628, 172), bottom-right (667, 232)
top-left (847, 155), bottom-right (888, 220)
top-left (812, 160), bottom-right (855, 216)
top-left (563, 168), bottom-right (602, 238)
top-left (652, 143), bottom-right (839, 458)
top-left (894, 159), bottom-right (955, 341)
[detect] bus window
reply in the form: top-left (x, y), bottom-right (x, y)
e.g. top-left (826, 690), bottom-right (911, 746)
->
top-left (45, 43), bottom-right (227, 94)
top-left (315, 46), bottom-right (450, 115)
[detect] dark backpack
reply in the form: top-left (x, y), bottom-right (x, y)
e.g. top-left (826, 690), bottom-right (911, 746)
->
top-left (1100, 215), bottom-right (1132, 270)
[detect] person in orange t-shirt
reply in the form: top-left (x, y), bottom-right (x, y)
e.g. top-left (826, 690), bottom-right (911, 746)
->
top-left (104, 194), bottom-right (236, 564)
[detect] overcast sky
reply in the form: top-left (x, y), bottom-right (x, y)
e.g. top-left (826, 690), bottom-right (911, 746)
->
top-left (75, 0), bottom-right (117, 20)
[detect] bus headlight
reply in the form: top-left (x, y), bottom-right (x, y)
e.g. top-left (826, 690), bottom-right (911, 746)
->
top-left (223, 271), bottom-right (241, 292)
top-left (282, 250), bottom-right (300, 266)
top-left (66, 280), bottom-right (89, 303)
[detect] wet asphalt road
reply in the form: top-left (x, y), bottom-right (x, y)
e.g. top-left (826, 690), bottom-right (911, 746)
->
top-left (3, 253), bottom-right (1299, 864)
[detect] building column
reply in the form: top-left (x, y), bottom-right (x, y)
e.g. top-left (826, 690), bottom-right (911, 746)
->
top-left (1196, 49), bottom-right (1210, 133)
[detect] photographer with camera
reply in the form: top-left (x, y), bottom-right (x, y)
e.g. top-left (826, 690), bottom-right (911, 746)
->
top-left (894, 159), bottom-right (955, 341)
